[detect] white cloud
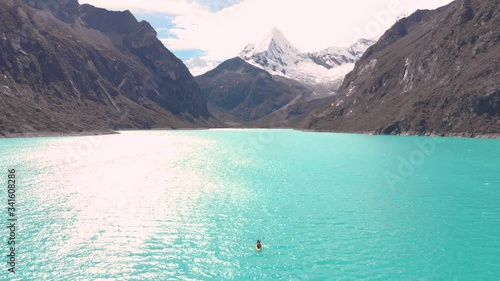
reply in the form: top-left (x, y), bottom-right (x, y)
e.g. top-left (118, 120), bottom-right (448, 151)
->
top-left (80, 0), bottom-right (454, 62)
top-left (79, 0), bottom-right (204, 15)
top-left (186, 0), bottom-right (244, 12)
top-left (162, 0), bottom-right (454, 61)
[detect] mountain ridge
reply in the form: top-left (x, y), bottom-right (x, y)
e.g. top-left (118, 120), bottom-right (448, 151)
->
top-left (0, 0), bottom-right (217, 136)
top-left (304, 0), bottom-right (500, 137)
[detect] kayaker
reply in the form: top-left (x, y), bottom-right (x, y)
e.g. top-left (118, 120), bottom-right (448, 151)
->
top-left (256, 240), bottom-right (262, 250)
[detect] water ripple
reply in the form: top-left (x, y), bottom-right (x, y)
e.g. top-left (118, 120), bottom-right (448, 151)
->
top-left (1, 131), bottom-right (500, 280)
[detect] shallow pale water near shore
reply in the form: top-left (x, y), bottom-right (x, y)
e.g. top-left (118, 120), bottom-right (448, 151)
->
top-left (1, 130), bottom-right (499, 280)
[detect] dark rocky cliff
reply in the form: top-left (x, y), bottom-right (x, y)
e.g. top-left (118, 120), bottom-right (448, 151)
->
top-left (0, 0), bottom-right (214, 136)
top-left (305, 0), bottom-right (500, 137)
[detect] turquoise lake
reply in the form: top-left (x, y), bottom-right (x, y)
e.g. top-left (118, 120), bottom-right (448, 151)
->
top-left (1, 129), bottom-right (499, 280)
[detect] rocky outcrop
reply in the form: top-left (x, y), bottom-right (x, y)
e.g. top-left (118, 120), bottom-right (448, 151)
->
top-left (473, 89), bottom-right (500, 116)
top-left (0, 0), bottom-right (214, 136)
top-left (304, 0), bottom-right (500, 137)
top-left (24, 0), bottom-right (80, 23)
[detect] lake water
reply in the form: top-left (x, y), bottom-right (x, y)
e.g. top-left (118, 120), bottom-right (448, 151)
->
top-left (1, 130), bottom-right (499, 280)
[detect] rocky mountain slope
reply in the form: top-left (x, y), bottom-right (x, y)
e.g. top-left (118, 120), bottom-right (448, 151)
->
top-left (245, 97), bottom-right (330, 129)
top-left (305, 0), bottom-right (500, 137)
top-left (196, 57), bottom-right (313, 126)
top-left (240, 28), bottom-right (374, 98)
top-left (0, 0), bottom-right (216, 136)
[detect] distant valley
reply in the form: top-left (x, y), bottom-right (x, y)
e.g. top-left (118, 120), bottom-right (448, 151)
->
top-left (195, 28), bottom-right (374, 127)
top-left (195, 57), bottom-right (314, 126)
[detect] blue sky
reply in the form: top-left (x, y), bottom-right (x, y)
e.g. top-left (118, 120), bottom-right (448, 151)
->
top-left (131, 1), bottom-right (244, 60)
top-left (132, 12), bottom-right (205, 60)
top-left (80, 0), bottom-right (454, 63)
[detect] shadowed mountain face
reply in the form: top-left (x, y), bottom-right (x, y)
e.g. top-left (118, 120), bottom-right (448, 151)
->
top-left (305, 0), bottom-right (500, 137)
top-left (0, 0), bottom-right (215, 136)
top-left (245, 97), bottom-right (331, 129)
top-left (196, 57), bottom-right (313, 126)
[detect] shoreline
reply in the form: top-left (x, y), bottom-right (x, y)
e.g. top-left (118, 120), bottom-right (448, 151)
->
top-left (0, 130), bottom-right (120, 139)
top-left (1, 128), bottom-right (499, 140)
top-left (295, 129), bottom-right (500, 140)
top-left (0, 127), bottom-right (212, 139)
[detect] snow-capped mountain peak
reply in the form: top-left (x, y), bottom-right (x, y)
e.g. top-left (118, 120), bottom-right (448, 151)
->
top-left (256, 27), bottom-right (298, 55)
top-left (239, 27), bottom-right (301, 75)
top-left (239, 28), bottom-right (375, 97)
top-left (240, 27), bottom-right (298, 58)
top-left (348, 38), bottom-right (376, 56)
top-left (311, 38), bottom-right (375, 69)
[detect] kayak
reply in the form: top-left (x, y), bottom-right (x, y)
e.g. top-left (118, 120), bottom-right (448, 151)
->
top-left (256, 245), bottom-right (261, 251)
